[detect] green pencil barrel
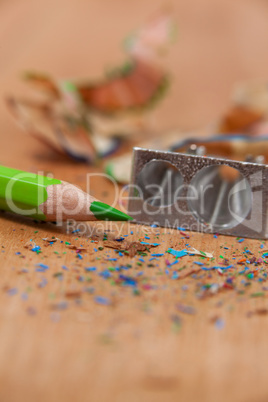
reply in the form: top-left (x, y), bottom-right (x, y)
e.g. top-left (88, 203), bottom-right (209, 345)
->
top-left (0, 166), bottom-right (61, 220)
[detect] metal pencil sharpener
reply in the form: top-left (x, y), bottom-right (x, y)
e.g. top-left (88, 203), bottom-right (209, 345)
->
top-left (128, 139), bottom-right (268, 239)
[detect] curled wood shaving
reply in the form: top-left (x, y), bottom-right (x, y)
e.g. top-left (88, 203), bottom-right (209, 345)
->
top-left (105, 240), bottom-right (152, 257)
top-left (247, 308), bottom-right (268, 317)
top-left (66, 244), bottom-right (87, 252)
top-left (42, 237), bottom-right (59, 242)
top-left (188, 247), bottom-right (213, 259)
top-left (24, 241), bottom-right (33, 249)
top-left (65, 290), bottom-right (82, 299)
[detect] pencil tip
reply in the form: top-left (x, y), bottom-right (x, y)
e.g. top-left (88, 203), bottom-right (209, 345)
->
top-left (90, 201), bottom-right (133, 221)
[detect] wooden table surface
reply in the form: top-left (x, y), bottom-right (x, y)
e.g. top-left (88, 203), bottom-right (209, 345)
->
top-left (1, 1), bottom-right (268, 401)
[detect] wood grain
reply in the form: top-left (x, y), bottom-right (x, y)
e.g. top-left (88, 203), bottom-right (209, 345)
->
top-left (1, 1), bottom-right (268, 402)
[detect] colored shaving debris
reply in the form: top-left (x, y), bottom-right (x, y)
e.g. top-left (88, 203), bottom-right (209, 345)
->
top-left (4, 225), bottom-right (268, 334)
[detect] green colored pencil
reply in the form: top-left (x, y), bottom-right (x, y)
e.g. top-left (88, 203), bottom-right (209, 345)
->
top-left (0, 165), bottom-right (132, 222)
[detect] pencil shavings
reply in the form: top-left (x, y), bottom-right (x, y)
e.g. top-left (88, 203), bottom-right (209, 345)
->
top-left (247, 308), bottom-right (268, 317)
top-left (6, 97), bottom-right (121, 164)
top-left (188, 247), bottom-right (213, 259)
top-left (105, 240), bottom-right (155, 257)
top-left (65, 290), bottom-right (82, 299)
top-left (7, 11), bottom-right (175, 164)
top-left (66, 244), bottom-right (87, 252)
top-left (218, 105), bottom-right (263, 134)
top-left (166, 248), bottom-right (213, 259)
top-left (167, 248), bottom-right (188, 258)
top-left (78, 60), bottom-right (168, 114)
top-left (24, 241), bottom-right (33, 249)
top-left (42, 237), bottom-right (59, 242)
top-left (217, 81), bottom-right (268, 136)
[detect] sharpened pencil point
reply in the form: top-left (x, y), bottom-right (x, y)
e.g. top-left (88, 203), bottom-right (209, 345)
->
top-left (90, 201), bottom-right (133, 221)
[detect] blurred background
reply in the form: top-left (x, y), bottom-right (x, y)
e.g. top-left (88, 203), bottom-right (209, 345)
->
top-left (2, 3), bottom-right (268, 401)
top-left (1, 0), bottom-right (268, 134)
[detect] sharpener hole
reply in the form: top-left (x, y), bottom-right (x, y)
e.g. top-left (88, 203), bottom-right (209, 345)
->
top-left (187, 165), bottom-right (252, 229)
top-left (136, 160), bottom-right (183, 208)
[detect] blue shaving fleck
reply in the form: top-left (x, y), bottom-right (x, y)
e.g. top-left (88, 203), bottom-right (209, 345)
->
top-left (167, 248), bottom-right (188, 258)
top-left (32, 246), bottom-right (41, 252)
top-left (171, 272), bottom-right (179, 279)
top-left (35, 263), bottom-right (49, 272)
top-left (7, 288), bottom-right (18, 296)
top-left (169, 260), bottom-right (179, 266)
top-left (95, 296), bottom-right (110, 305)
top-left (201, 265), bottom-right (233, 271)
top-left (115, 237), bottom-right (124, 242)
top-left (215, 318), bottom-right (225, 330)
top-left (140, 242), bottom-right (160, 246)
top-left (99, 270), bottom-right (111, 279)
top-left (119, 275), bottom-right (137, 287)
